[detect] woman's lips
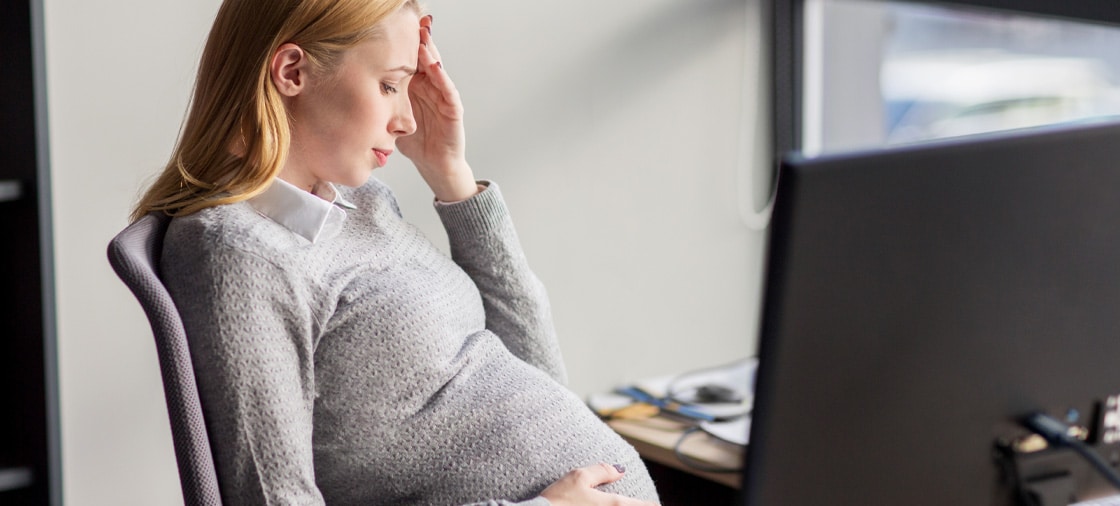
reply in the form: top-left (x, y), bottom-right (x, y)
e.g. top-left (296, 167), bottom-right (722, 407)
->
top-left (373, 149), bottom-right (392, 167)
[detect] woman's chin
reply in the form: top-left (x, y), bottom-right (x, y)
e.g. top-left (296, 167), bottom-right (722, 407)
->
top-left (338, 171), bottom-right (375, 188)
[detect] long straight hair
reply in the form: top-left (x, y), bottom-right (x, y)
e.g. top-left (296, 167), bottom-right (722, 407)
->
top-left (131, 0), bottom-right (418, 222)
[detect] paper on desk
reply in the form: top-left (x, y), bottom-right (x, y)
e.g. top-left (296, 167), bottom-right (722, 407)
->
top-left (587, 391), bottom-right (636, 413)
top-left (701, 417), bottom-right (750, 446)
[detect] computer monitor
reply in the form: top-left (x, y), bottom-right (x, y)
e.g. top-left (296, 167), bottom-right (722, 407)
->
top-left (741, 120), bottom-right (1120, 505)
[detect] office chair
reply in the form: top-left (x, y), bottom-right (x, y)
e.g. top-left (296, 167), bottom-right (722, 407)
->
top-left (107, 213), bottom-right (223, 506)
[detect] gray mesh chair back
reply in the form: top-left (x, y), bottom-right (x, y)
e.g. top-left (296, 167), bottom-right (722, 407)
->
top-left (107, 213), bottom-right (222, 506)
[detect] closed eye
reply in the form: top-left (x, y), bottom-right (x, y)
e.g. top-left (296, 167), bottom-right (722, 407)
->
top-left (381, 82), bottom-right (398, 94)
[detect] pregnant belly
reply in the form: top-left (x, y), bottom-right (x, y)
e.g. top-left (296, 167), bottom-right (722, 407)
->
top-left (314, 334), bottom-right (657, 505)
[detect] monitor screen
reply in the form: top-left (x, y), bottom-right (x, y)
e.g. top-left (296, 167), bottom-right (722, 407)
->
top-left (742, 120), bottom-right (1120, 505)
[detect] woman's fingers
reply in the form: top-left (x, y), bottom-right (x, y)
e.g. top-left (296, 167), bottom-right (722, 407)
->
top-left (417, 28), bottom-right (437, 70)
top-left (419, 15), bottom-right (443, 65)
top-left (416, 24), bottom-right (459, 117)
top-left (419, 26), bottom-right (444, 74)
top-left (540, 464), bottom-right (660, 506)
top-left (572, 463), bottom-right (626, 488)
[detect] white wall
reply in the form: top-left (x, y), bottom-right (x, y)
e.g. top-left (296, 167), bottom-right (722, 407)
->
top-left (45, 0), bottom-right (222, 503)
top-left (45, 0), bottom-right (770, 503)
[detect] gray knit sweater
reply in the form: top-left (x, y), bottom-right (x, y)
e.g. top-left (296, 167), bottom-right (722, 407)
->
top-left (161, 179), bottom-right (659, 505)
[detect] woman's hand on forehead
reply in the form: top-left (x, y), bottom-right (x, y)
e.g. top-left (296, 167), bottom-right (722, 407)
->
top-left (397, 14), bottom-right (479, 203)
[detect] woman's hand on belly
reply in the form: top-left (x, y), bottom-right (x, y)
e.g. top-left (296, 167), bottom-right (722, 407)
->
top-left (540, 464), bottom-right (659, 506)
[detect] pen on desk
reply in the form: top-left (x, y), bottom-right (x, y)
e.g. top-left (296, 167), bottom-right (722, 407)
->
top-left (663, 400), bottom-right (716, 421)
top-left (615, 386), bottom-right (716, 422)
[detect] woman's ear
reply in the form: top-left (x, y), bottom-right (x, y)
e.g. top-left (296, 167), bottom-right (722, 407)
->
top-left (271, 43), bottom-right (307, 97)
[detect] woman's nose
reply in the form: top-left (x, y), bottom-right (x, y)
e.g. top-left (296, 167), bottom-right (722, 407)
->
top-left (391, 97), bottom-right (417, 136)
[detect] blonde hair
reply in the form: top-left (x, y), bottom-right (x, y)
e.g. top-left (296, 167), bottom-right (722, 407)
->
top-left (131, 0), bottom-right (420, 222)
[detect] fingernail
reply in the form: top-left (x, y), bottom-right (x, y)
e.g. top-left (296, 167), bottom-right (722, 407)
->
top-left (613, 464), bottom-right (626, 474)
top-left (435, 61), bottom-right (442, 69)
top-left (425, 25), bottom-right (432, 35)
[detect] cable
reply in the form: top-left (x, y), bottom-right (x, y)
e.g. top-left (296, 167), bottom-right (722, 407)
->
top-left (671, 426), bottom-right (743, 474)
top-left (736, 0), bottom-right (776, 232)
top-left (1022, 412), bottom-right (1120, 491)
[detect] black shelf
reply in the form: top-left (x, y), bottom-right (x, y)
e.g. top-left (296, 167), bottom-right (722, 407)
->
top-left (1, 1), bottom-right (57, 505)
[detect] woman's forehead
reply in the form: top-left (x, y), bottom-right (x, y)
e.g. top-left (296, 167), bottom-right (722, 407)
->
top-left (363, 8), bottom-right (420, 61)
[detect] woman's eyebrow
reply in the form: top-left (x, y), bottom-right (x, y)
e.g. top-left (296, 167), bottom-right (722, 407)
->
top-left (385, 65), bottom-right (417, 75)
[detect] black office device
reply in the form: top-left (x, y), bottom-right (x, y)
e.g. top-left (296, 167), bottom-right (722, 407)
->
top-left (742, 120), bottom-right (1120, 506)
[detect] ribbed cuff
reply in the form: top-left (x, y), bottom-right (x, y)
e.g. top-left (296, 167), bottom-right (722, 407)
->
top-left (434, 180), bottom-right (510, 238)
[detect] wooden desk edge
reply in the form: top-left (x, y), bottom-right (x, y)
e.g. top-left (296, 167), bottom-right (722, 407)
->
top-left (608, 418), bottom-right (744, 489)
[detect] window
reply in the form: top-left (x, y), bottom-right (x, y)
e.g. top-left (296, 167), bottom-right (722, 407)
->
top-left (779, 0), bottom-right (1120, 156)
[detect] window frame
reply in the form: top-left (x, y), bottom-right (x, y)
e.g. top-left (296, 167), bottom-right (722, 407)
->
top-left (770, 0), bottom-right (1120, 158)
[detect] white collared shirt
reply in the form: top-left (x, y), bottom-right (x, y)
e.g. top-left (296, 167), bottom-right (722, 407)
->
top-left (248, 178), bottom-right (357, 243)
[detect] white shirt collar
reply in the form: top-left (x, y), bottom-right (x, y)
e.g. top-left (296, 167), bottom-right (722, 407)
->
top-left (248, 178), bottom-right (356, 243)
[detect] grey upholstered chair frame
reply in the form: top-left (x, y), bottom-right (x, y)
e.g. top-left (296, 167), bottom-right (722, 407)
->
top-left (107, 213), bottom-right (223, 506)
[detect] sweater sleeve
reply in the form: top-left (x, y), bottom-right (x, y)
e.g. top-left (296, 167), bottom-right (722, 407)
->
top-left (162, 220), bottom-right (325, 505)
top-left (434, 181), bottom-right (568, 385)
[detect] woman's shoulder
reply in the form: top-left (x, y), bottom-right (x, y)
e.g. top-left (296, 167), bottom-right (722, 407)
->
top-left (164, 200), bottom-right (296, 259)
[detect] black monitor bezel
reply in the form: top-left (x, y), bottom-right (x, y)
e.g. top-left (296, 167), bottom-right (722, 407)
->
top-left (742, 120), bottom-right (1120, 505)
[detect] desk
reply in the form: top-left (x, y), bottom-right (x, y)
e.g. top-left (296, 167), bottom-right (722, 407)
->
top-left (608, 417), bottom-right (744, 489)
